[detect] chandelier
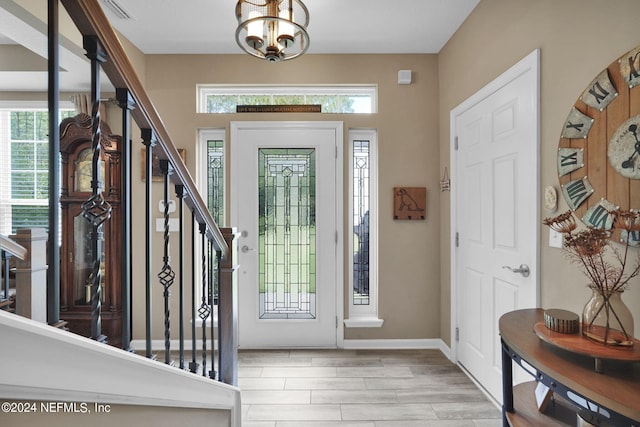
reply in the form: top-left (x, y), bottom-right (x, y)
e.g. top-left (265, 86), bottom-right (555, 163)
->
top-left (235, 0), bottom-right (310, 63)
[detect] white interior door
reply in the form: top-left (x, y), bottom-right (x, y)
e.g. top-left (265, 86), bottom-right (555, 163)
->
top-left (452, 50), bottom-right (540, 402)
top-left (231, 121), bottom-right (342, 348)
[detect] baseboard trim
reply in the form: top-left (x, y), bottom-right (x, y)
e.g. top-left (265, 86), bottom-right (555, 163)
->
top-left (131, 338), bottom-right (453, 360)
top-left (342, 338), bottom-right (451, 357)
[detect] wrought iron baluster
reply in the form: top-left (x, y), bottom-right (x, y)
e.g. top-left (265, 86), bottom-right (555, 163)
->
top-left (209, 239), bottom-right (216, 380)
top-left (1, 250), bottom-right (10, 308)
top-left (116, 88), bottom-right (135, 352)
top-left (189, 210), bottom-right (199, 374)
top-left (176, 185), bottom-right (186, 370)
top-left (198, 223), bottom-right (211, 377)
top-left (82, 36), bottom-right (110, 343)
top-left (141, 129), bottom-right (156, 359)
top-left (158, 160), bottom-right (176, 365)
top-left (47, 0), bottom-right (61, 327)
top-left (215, 249), bottom-right (223, 381)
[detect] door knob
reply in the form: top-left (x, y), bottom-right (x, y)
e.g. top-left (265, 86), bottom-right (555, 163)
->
top-left (502, 264), bottom-right (530, 277)
top-left (241, 245), bottom-right (255, 253)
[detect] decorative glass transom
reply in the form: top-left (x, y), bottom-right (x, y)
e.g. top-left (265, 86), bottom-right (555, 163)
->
top-left (258, 148), bottom-right (316, 319)
top-left (198, 85), bottom-right (377, 114)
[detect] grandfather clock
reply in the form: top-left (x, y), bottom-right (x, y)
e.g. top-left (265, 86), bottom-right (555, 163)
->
top-left (59, 113), bottom-right (122, 347)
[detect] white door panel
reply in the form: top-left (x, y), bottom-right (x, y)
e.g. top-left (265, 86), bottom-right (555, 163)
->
top-left (453, 50), bottom-right (539, 402)
top-left (231, 121), bottom-right (342, 348)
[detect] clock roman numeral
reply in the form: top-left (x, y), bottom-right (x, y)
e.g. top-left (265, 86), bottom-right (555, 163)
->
top-left (580, 69), bottom-right (617, 111)
top-left (620, 46), bottom-right (640, 88)
top-left (565, 122), bottom-right (584, 132)
top-left (622, 230), bottom-right (640, 246)
top-left (627, 52), bottom-right (640, 83)
top-left (588, 82), bottom-right (610, 105)
top-left (560, 152), bottom-right (578, 166)
top-left (557, 148), bottom-right (584, 177)
top-left (583, 205), bottom-right (611, 229)
top-left (561, 177), bottom-right (593, 210)
top-left (582, 199), bottom-right (617, 230)
top-left (561, 107), bottom-right (593, 139)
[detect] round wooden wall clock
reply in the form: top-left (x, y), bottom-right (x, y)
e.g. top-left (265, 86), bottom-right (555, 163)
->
top-left (557, 44), bottom-right (640, 244)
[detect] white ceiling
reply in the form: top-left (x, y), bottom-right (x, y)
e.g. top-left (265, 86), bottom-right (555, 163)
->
top-left (103, 0), bottom-right (480, 55)
top-left (0, 0), bottom-right (480, 91)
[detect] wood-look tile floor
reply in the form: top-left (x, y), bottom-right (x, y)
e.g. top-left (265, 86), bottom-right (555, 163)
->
top-left (238, 349), bottom-right (502, 427)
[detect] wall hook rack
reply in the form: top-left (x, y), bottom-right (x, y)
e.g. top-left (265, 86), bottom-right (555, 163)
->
top-left (440, 167), bottom-right (450, 192)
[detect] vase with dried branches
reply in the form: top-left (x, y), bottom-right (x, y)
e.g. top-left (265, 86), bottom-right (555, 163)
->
top-left (544, 210), bottom-right (640, 347)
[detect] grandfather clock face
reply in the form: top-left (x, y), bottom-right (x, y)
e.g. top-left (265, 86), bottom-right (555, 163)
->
top-left (557, 45), bottom-right (640, 244)
top-left (74, 147), bottom-right (105, 193)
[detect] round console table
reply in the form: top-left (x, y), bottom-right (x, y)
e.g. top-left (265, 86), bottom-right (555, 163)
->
top-left (499, 309), bottom-right (640, 427)
top-left (533, 321), bottom-right (640, 373)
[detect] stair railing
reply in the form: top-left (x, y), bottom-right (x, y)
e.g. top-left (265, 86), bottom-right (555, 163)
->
top-left (43, 0), bottom-right (237, 386)
top-left (0, 235), bottom-right (27, 310)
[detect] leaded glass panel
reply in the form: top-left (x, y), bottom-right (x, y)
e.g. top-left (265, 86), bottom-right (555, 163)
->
top-left (205, 138), bottom-right (224, 304)
top-left (258, 148), bottom-right (316, 319)
top-left (206, 139), bottom-right (224, 226)
top-left (353, 140), bottom-right (370, 305)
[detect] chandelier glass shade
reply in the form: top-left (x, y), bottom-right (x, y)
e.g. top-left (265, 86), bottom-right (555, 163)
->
top-left (235, 0), bottom-right (310, 63)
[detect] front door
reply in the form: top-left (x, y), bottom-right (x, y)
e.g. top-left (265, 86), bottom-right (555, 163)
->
top-left (452, 50), bottom-right (540, 402)
top-left (231, 121), bottom-right (342, 348)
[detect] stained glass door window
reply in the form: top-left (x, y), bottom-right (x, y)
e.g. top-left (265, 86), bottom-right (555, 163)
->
top-left (233, 121), bottom-right (341, 347)
top-left (258, 148), bottom-right (316, 319)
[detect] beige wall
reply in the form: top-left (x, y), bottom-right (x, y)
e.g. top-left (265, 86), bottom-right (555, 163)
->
top-left (0, 45), bottom-right (47, 71)
top-left (6, 0), bottom-right (640, 349)
top-left (140, 53), bottom-right (442, 341)
top-left (438, 0), bottom-right (640, 346)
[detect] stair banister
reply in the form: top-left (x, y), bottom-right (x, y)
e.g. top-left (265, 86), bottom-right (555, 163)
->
top-left (0, 236), bottom-right (27, 261)
top-left (9, 229), bottom-right (48, 322)
top-left (38, 0), bottom-right (240, 391)
top-left (1, 235), bottom-right (27, 309)
top-left (60, 0), bottom-right (227, 256)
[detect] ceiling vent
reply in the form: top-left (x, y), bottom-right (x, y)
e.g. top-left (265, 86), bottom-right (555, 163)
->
top-left (100, 0), bottom-right (136, 20)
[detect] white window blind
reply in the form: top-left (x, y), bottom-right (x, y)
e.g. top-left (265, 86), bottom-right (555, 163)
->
top-left (0, 103), bottom-right (74, 236)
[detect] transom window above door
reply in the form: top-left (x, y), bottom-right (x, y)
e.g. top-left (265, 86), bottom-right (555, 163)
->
top-left (197, 85), bottom-right (377, 114)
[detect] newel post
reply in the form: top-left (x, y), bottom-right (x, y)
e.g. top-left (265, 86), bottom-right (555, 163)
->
top-left (11, 228), bottom-right (48, 323)
top-left (218, 227), bottom-right (239, 386)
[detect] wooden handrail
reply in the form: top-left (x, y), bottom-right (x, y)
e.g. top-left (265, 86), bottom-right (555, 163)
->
top-left (59, 0), bottom-right (227, 257)
top-left (0, 235), bottom-right (27, 261)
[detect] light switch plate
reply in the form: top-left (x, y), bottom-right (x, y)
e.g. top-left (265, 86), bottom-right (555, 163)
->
top-left (549, 228), bottom-right (563, 248)
top-left (159, 199), bottom-right (176, 214)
